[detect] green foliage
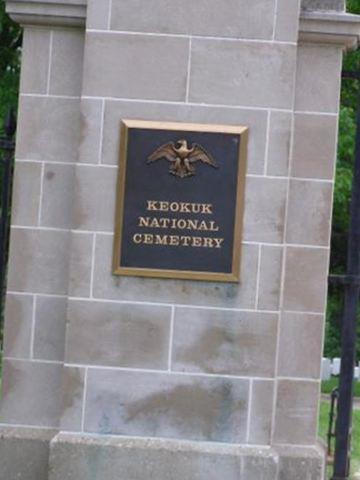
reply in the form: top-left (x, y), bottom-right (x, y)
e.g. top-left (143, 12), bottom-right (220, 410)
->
top-left (347, 0), bottom-right (360, 15)
top-left (321, 378), bottom-right (360, 397)
top-left (0, 0), bottom-right (21, 130)
top-left (324, 0), bottom-right (360, 361)
top-left (319, 401), bottom-right (360, 477)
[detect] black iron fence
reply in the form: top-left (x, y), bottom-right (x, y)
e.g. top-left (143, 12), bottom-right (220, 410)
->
top-left (0, 110), bottom-right (16, 348)
top-left (328, 70), bottom-right (360, 480)
top-left (328, 388), bottom-right (339, 458)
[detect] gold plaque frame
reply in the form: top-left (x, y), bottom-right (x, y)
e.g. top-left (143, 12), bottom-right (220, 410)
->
top-left (113, 120), bottom-right (248, 282)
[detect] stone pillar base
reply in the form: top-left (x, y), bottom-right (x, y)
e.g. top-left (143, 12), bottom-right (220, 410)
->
top-left (0, 428), bottom-right (326, 479)
top-left (47, 433), bottom-right (325, 480)
top-left (0, 427), bottom-right (57, 480)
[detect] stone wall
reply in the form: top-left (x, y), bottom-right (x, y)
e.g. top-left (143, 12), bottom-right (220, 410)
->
top-left (1, 0), bottom-right (359, 479)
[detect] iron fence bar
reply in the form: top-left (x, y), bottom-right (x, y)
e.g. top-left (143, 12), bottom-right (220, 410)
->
top-left (0, 110), bottom-right (16, 344)
top-left (331, 72), bottom-right (360, 480)
top-left (328, 388), bottom-right (339, 457)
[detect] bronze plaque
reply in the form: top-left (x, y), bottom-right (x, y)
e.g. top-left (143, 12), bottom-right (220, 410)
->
top-left (113, 120), bottom-right (248, 282)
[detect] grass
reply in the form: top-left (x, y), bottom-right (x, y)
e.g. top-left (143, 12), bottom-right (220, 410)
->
top-left (319, 401), bottom-right (360, 478)
top-left (322, 378), bottom-right (360, 397)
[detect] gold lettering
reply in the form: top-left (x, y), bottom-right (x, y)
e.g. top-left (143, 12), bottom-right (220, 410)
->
top-left (169, 235), bottom-right (179, 246)
top-left (203, 238), bottom-right (214, 248)
top-left (192, 237), bottom-right (202, 247)
top-left (143, 234), bottom-right (154, 244)
top-left (209, 221), bottom-right (219, 232)
top-left (170, 202), bottom-right (179, 212)
top-left (138, 217), bottom-right (150, 227)
top-left (179, 203), bottom-right (191, 213)
top-left (214, 238), bottom-right (224, 248)
top-left (198, 221), bottom-right (209, 232)
top-left (154, 235), bottom-right (168, 245)
top-left (159, 218), bottom-right (171, 228)
top-left (181, 236), bottom-right (192, 246)
top-left (149, 217), bottom-right (161, 228)
top-left (202, 204), bottom-right (213, 214)
top-left (177, 219), bottom-right (187, 229)
top-left (187, 219), bottom-right (198, 230)
top-left (192, 204), bottom-right (201, 214)
top-left (146, 200), bottom-right (213, 215)
top-left (147, 200), bottom-right (158, 211)
top-left (133, 233), bottom-right (142, 244)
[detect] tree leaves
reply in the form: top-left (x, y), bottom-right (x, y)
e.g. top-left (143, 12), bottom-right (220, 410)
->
top-left (0, 0), bottom-right (21, 131)
top-left (325, 0), bottom-right (360, 360)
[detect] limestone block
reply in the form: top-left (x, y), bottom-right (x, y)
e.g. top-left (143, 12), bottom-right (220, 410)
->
top-left (274, 380), bottom-right (319, 445)
top-left (87, 0), bottom-right (111, 30)
top-left (72, 165), bottom-right (117, 231)
top-left (277, 445), bottom-right (325, 480)
top-left (283, 247), bottom-right (329, 313)
top-left (49, 434), bottom-right (278, 480)
top-left (189, 40), bottom-right (297, 109)
top-left (68, 232), bottom-right (93, 298)
top-left (295, 44), bottom-right (342, 113)
top-left (65, 300), bottom-right (171, 369)
top-left (0, 427), bottom-right (56, 480)
top-left (0, 359), bottom-right (63, 427)
top-left (60, 366), bottom-right (85, 432)
top-left (101, 100), bottom-right (268, 175)
top-left (41, 163), bottom-right (76, 229)
top-left (49, 29), bottom-right (84, 96)
top-left (33, 296), bottom-right (67, 362)
top-left (83, 33), bottom-right (189, 101)
top-left (109, 0), bottom-right (276, 40)
top-left (11, 161), bottom-right (41, 227)
top-left (7, 228), bottom-right (70, 295)
top-left (16, 96), bottom-right (81, 163)
top-left (19, 28), bottom-right (51, 94)
top-left (93, 235), bottom-right (259, 309)
top-left (248, 380), bottom-right (275, 445)
top-left (275, 0), bottom-right (302, 42)
top-left (286, 179), bottom-right (333, 246)
top-left (172, 308), bottom-right (278, 377)
top-left (257, 245), bottom-right (283, 311)
top-left (292, 113), bottom-right (338, 180)
top-left (3, 293), bottom-right (33, 359)
top-left (278, 312), bottom-right (324, 379)
top-left (266, 111), bottom-right (292, 177)
top-left (79, 98), bottom-right (103, 164)
top-left (84, 369), bottom-right (249, 442)
top-left (243, 176), bottom-right (287, 243)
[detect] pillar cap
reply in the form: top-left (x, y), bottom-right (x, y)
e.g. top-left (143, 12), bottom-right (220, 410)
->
top-left (5, 0), bottom-right (87, 28)
top-left (299, 11), bottom-right (360, 50)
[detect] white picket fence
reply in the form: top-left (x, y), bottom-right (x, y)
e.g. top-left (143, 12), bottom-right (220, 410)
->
top-left (321, 357), bottom-right (360, 381)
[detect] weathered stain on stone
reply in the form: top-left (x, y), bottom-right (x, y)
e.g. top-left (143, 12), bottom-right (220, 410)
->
top-left (123, 382), bottom-right (244, 442)
top-left (177, 325), bottom-right (257, 373)
top-left (62, 368), bottom-right (83, 413)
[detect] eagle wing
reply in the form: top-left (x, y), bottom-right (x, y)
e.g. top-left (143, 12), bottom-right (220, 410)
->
top-left (188, 144), bottom-right (218, 168)
top-left (147, 142), bottom-right (177, 163)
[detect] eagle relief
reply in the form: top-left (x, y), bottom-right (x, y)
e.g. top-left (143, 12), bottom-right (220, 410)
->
top-left (147, 139), bottom-right (218, 178)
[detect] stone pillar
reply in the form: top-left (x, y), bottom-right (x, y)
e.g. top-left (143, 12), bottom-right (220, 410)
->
top-left (1, 1), bottom-right (359, 479)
